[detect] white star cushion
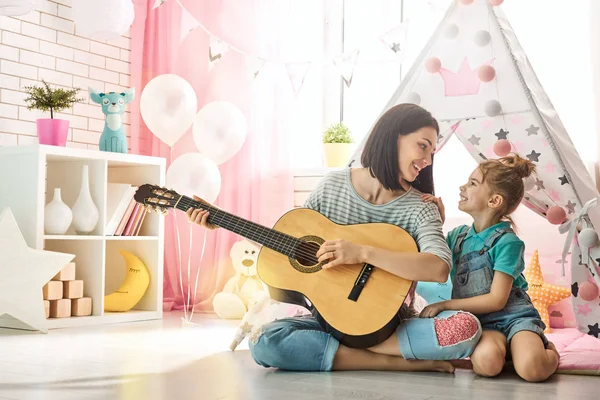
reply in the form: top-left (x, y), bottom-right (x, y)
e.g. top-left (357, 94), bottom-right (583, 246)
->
top-left (0, 208), bottom-right (74, 333)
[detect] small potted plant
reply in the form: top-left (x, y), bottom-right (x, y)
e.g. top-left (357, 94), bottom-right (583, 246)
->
top-left (323, 122), bottom-right (354, 168)
top-left (23, 80), bottom-right (84, 146)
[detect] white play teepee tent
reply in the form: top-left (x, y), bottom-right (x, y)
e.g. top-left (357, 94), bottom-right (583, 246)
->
top-left (348, 0), bottom-right (600, 338)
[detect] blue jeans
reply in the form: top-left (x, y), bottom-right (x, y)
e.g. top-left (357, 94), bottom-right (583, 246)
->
top-left (249, 311), bottom-right (482, 371)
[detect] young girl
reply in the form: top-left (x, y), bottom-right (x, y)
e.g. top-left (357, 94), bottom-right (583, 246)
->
top-left (187, 103), bottom-right (482, 373)
top-left (421, 154), bottom-right (560, 382)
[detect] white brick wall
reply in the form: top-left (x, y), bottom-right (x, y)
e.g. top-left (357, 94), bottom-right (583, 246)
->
top-left (0, 0), bottom-right (131, 149)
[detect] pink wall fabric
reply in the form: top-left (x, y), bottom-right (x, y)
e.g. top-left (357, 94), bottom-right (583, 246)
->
top-left (130, 0), bottom-right (294, 312)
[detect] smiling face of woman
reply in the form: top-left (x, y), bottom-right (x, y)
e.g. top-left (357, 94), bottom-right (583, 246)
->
top-left (396, 126), bottom-right (437, 184)
top-left (360, 103), bottom-right (440, 194)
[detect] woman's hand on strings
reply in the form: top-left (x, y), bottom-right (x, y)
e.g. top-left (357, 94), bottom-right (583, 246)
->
top-left (186, 195), bottom-right (218, 230)
top-left (316, 239), bottom-right (365, 270)
top-left (421, 194), bottom-right (445, 224)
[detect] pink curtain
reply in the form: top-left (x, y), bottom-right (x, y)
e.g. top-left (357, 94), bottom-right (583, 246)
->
top-left (130, 0), bottom-right (295, 312)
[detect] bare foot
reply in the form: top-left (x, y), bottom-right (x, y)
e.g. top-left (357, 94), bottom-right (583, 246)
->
top-left (451, 359), bottom-right (473, 370)
top-left (436, 361), bottom-right (456, 373)
top-left (388, 359), bottom-right (455, 373)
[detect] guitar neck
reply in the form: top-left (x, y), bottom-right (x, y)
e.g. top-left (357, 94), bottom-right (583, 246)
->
top-left (173, 195), bottom-right (298, 257)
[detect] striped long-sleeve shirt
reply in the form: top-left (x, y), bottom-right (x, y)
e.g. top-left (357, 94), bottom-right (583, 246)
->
top-left (304, 168), bottom-right (452, 271)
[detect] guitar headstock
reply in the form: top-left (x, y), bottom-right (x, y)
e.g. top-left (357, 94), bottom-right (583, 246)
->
top-left (134, 184), bottom-right (181, 215)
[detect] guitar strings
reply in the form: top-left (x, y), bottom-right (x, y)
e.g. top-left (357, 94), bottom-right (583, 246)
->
top-left (146, 189), bottom-right (321, 263)
top-left (173, 196), bottom-right (323, 264)
top-left (175, 196), bottom-right (303, 249)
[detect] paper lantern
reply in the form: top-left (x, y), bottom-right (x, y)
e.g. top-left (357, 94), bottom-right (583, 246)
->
top-left (72, 0), bottom-right (134, 41)
top-left (0, 0), bottom-right (38, 16)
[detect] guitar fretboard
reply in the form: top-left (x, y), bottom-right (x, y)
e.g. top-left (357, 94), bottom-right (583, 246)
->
top-left (174, 195), bottom-right (301, 257)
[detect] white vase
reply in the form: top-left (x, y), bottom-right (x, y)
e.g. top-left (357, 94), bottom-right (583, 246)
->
top-left (71, 165), bottom-right (99, 234)
top-left (44, 188), bottom-right (73, 235)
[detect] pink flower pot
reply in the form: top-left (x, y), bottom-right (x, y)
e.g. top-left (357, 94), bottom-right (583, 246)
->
top-left (36, 118), bottom-right (69, 146)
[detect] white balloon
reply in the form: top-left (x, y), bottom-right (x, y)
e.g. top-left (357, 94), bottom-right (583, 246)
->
top-left (166, 153), bottom-right (221, 204)
top-left (140, 74), bottom-right (197, 147)
top-left (192, 101), bottom-right (247, 165)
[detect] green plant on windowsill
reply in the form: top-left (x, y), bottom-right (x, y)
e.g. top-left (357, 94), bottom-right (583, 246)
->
top-left (322, 123), bottom-right (353, 144)
top-left (322, 123), bottom-right (354, 167)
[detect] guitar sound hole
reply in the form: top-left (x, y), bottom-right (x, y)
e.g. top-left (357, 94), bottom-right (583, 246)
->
top-left (295, 241), bottom-right (320, 267)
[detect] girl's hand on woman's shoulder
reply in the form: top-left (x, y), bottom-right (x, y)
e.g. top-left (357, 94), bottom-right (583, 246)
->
top-left (421, 194), bottom-right (445, 223)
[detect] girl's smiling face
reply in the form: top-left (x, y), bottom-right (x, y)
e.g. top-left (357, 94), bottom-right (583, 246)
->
top-left (458, 167), bottom-right (494, 214)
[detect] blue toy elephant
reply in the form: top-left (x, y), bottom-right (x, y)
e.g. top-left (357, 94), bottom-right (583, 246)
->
top-left (89, 87), bottom-right (135, 154)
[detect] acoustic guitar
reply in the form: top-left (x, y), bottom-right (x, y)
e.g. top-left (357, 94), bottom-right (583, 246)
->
top-left (134, 184), bottom-right (418, 348)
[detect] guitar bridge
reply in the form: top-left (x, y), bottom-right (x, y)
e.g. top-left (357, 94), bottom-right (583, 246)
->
top-left (348, 264), bottom-right (374, 302)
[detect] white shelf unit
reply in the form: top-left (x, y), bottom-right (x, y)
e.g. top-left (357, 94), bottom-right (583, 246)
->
top-left (0, 145), bottom-right (166, 330)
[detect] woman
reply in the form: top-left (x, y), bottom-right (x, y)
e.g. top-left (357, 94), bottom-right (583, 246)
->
top-left (188, 103), bottom-right (482, 373)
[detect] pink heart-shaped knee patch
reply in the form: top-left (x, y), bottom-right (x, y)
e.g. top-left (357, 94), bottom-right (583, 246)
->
top-left (434, 312), bottom-right (479, 347)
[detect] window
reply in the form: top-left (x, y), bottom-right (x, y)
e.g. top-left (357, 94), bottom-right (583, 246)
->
top-left (291, 0), bottom-right (451, 170)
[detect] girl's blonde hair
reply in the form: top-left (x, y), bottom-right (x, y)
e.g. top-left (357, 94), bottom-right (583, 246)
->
top-left (479, 153), bottom-right (536, 229)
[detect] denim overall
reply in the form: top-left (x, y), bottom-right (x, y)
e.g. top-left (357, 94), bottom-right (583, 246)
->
top-left (452, 226), bottom-right (548, 346)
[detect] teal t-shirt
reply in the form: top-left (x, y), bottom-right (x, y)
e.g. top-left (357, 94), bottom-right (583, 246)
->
top-left (446, 221), bottom-right (528, 290)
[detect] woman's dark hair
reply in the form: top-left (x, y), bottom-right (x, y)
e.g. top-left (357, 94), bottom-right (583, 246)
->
top-left (360, 103), bottom-right (439, 195)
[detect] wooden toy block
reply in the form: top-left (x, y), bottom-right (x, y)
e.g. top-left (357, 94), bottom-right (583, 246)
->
top-left (49, 299), bottom-right (71, 318)
top-left (44, 300), bottom-right (50, 318)
top-left (63, 280), bottom-right (83, 299)
top-left (71, 297), bottom-right (92, 316)
top-left (52, 262), bottom-right (76, 281)
top-left (43, 281), bottom-right (63, 300)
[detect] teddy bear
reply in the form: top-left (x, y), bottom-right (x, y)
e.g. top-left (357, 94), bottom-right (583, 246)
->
top-left (212, 239), bottom-right (268, 319)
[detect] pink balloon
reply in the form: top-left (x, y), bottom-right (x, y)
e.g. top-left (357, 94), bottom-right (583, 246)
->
top-left (425, 57), bottom-right (441, 73)
top-left (489, 0), bottom-right (504, 5)
top-left (493, 139), bottom-right (511, 157)
top-left (547, 206), bottom-right (566, 225)
top-left (461, 0), bottom-right (474, 4)
top-left (580, 281), bottom-right (599, 301)
top-left (478, 65), bottom-right (496, 82)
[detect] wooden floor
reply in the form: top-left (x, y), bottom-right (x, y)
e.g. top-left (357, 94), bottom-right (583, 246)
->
top-left (0, 312), bottom-right (598, 400)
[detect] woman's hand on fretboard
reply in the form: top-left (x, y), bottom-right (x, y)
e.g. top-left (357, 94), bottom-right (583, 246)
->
top-left (186, 195), bottom-right (219, 230)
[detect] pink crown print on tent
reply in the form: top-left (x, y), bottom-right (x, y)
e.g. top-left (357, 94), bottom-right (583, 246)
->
top-left (439, 57), bottom-right (493, 97)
